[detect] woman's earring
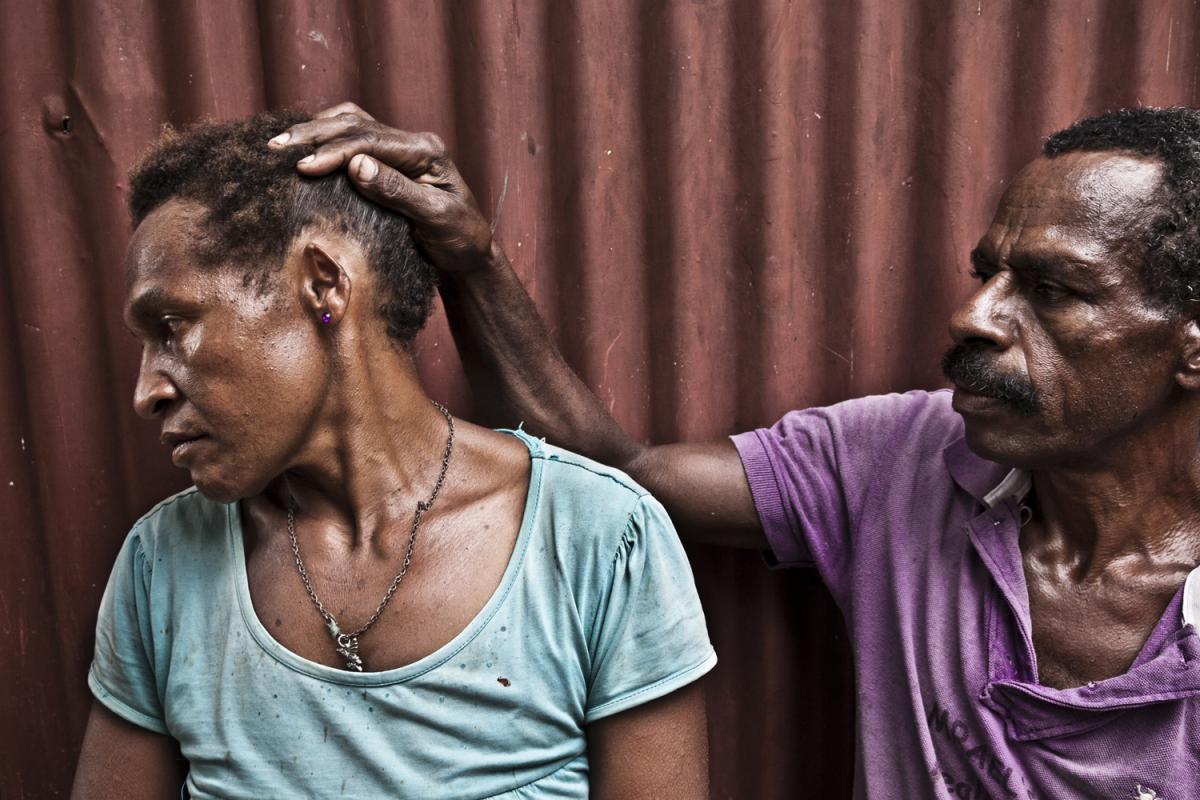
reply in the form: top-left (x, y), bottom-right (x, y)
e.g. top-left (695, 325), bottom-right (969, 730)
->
top-left (321, 312), bottom-right (332, 325)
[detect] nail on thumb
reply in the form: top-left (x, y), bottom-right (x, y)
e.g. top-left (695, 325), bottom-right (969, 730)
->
top-left (355, 155), bottom-right (378, 181)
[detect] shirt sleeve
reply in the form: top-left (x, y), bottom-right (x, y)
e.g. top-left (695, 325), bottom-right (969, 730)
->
top-left (88, 528), bottom-right (169, 734)
top-left (584, 495), bottom-right (717, 723)
top-left (731, 390), bottom-right (952, 604)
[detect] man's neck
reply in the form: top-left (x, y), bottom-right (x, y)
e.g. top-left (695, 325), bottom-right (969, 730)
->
top-left (1029, 414), bottom-right (1200, 580)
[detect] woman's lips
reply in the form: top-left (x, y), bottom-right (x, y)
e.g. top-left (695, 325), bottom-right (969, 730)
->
top-left (170, 435), bottom-right (207, 465)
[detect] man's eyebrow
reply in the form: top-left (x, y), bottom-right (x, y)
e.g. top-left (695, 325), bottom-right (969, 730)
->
top-left (1008, 250), bottom-right (1093, 275)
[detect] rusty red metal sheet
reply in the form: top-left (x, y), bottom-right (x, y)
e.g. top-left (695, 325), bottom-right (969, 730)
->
top-left (3, 1), bottom-right (1200, 796)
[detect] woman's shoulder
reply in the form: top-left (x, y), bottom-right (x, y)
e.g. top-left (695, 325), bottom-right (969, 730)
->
top-left (499, 428), bottom-right (647, 513)
top-left (127, 486), bottom-right (230, 560)
top-left (448, 422), bottom-right (669, 563)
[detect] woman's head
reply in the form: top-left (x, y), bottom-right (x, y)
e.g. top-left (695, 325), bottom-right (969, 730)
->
top-left (129, 110), bottom-right (436, 341)
top-left (122, 111), bottom-right (435, 501)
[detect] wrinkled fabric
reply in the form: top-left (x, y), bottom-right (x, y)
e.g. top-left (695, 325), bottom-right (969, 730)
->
top-left (90, 430), bottom-right (716, 799)
top-left (733, 390), bottom-right (1200, 800)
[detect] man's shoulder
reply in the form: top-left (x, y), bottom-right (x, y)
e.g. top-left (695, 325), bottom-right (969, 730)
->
top-left (827, 388), bottom-right (958, 428)
top-left (770, 389), bottom-right (963, 453)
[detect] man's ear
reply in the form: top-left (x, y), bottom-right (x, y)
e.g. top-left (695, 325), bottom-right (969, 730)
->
top-left (1177, 318), bottom-right (1200, 391)
top-left (298, 240), bottom-right (351, 326)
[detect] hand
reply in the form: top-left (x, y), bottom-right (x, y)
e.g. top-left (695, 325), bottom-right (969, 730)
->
top-left (270, 102), bottom-right (496, 273)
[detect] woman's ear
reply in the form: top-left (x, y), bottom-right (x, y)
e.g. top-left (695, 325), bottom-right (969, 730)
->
top-left (298, 240), bottom-right (351, 327)
top-left (1176, 318), bottom-right (1200, 392)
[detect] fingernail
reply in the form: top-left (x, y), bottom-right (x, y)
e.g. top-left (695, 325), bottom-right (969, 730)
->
top-left (356, 155), bottom-right (378, 180)
top-left (298, 155), bottom-right (314, 165)
top-left (268, 133), bottom-right (290, 147)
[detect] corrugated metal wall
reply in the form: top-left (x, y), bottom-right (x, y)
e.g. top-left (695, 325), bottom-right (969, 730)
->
top-left (4, 1), bottom-right (1200, 796)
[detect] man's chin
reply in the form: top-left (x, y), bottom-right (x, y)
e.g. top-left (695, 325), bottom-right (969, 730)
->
top-left (960, 423), bottom-right (1046, 470)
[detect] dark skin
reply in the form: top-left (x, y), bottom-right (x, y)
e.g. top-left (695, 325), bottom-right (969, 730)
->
top-left (957, 152), bottom-right (1200, 688)
top-left (279, 104), bottom-right (1200, 693)
top-left (72, 168), bottom-right (708, 796)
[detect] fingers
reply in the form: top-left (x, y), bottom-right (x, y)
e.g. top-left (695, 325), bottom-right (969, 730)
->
top-left (347, 154), bottom-right (440, 219)
top-left (270, 112), bottom-right (446, 180)
top-left (313, 102), bottom-right (374, 121)
top-left (302, 132), bottom-right (445, 177)
top-left (348, 153), bottom-right (494, 270)
top-left (269, 111), bottom-right (363, 151)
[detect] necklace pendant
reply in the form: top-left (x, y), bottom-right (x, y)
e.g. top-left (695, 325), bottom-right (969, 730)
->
top-left (335, 632), bottom-right (364, 672)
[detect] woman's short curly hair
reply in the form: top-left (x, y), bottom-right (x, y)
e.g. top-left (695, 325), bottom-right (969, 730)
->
top-left (128, 110), bottom-right (436, 343)
top-left (1045, 107), bottom-right (1200, 316)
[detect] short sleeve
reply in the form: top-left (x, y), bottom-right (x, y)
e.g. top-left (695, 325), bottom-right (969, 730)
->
top-left (88, 529), bottom-right (168, 734)
top-left (731, 390), bottom-right (958, 603)
top-left (584, 495), bottom-right (717, 723)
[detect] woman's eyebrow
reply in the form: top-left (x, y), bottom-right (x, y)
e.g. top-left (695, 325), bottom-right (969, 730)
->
top-left (124, 287), bottom-right (172, 326)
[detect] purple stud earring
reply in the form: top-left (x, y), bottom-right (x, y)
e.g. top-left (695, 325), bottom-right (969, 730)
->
top-left (321, 312), bottom-right (332, 325)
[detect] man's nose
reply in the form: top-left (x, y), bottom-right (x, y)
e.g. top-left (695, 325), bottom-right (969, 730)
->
top-left (948, 272), bottom-right (1017, 349)
top-left (132, 350), bottom-right (178, 419)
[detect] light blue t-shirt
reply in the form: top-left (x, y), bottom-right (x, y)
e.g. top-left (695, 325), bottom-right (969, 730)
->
top-left (89, 431), bottom-right (716, 799)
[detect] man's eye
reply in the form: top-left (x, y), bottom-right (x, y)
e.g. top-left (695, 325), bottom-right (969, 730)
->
top-left (969, 268), bottom-right (995, 283)
top-left (1033, 283), bottom-right (1069, 303)
top-left (160, 316), bottom-right (185, 343)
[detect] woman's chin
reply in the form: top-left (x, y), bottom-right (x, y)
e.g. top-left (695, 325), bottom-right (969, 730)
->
top-left (189, 468), bottom-right (250, 504)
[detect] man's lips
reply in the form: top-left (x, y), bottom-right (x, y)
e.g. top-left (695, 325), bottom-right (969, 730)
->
top-left (950, 384), bottom-right (1007, 411)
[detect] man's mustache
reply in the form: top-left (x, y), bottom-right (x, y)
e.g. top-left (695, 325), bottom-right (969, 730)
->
top-left (941, 345), bottom-right (1041, 416)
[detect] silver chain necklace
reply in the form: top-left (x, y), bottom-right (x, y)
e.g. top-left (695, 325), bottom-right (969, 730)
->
top-left (286, 400), bottom-right (454, 671)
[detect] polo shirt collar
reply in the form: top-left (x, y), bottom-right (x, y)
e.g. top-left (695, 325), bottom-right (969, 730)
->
top-left (942, 435), bottom-right (1011, 503)
top-left (944, 434), bottom-right (1200, 630)
top-left (1184, 568), bottom-right (1200, 627)
top-left (943, 436), bottom-right (1200, 737)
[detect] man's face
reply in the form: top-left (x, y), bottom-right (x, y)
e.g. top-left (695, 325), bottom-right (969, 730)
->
top-left (124, 200), bottom-right (326, 501)
top-left (946, 151), bottom-right (1187, 469)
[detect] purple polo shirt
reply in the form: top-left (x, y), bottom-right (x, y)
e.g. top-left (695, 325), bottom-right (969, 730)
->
top-left (732, 390), bottom-right (1200, 800)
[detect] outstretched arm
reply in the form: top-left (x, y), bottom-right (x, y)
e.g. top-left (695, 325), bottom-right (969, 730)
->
top-left (277, 104), bottom-right (765, 548)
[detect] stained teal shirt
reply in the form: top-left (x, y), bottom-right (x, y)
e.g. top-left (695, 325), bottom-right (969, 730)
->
top-left (89, 431), bottom-right (716, 799)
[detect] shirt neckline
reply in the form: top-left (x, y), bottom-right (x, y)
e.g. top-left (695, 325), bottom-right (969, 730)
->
top-left (985, 465), bottom-right (1200, 629)
top-left (226, 428), bottom-right (545, 686)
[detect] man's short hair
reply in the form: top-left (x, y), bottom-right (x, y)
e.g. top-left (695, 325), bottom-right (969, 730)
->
top-left (128, 110), bottom-right (435, 343)
top-left (1045, 107), bottom-right (1200, 316)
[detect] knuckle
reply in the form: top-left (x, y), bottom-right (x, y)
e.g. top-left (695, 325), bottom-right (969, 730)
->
top-left (336, 111), bottom-right (364, 129)
top-left (361, 128), bottom-right (383, 148)
top-left (423, 132), bottom-right (446, 156)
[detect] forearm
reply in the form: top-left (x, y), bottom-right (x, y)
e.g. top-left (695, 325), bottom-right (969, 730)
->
top-left (444, 243), bottom-right (643, 470)
top-left (276, 108), bottom-right (763, 546)
top-left (443, 245), bottom-right (765, 548)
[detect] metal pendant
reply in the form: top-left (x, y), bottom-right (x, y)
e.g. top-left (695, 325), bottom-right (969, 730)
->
top-left (335, 633), bottom-right (364, 672)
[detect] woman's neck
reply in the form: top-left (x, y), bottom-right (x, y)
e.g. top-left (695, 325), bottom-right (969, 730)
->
top-left (264, 347), bottom-right (455, 550)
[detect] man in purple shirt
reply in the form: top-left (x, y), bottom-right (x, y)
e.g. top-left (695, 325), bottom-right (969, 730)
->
top-left (281, 104), bottom-right (1200, 798)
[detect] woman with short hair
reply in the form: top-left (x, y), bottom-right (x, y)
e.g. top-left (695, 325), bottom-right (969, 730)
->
top-left (72, 109), bottom-right (714, 800)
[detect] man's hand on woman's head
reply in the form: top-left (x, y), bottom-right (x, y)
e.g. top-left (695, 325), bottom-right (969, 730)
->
top-left (271, 102), bottom-right (496, 273)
